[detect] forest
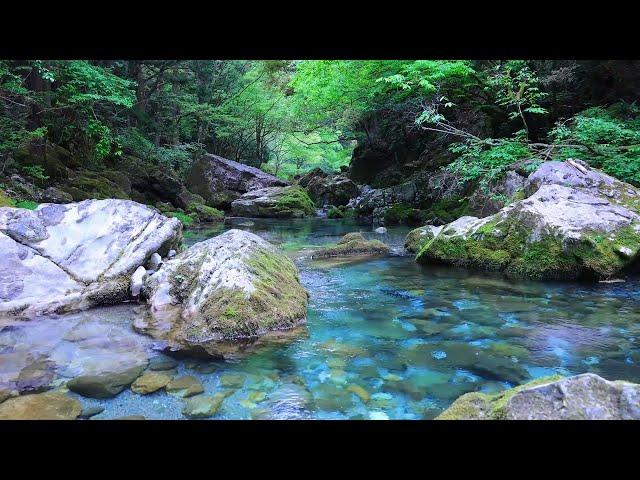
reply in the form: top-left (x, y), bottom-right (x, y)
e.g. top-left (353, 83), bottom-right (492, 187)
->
top-left (1, 59), bottom-right (640, 421)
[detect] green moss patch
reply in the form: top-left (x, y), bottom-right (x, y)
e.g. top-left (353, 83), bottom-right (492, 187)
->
top-left (166, 211), bottom-right (195, 227)
top-left (0, 190), bottom-right (16, 208)
top-left (274, 186), bottom-right (315, 217)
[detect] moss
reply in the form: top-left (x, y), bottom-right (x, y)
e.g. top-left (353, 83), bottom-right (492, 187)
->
top-left (327, 206), bottom-right (344, 219)
top-left (314, 232), bottom-right (391, 259)
top-left (274, 186), bottom-right (315, 217)
top-left (186, 203), bottom-right (224, 222)
top-left (0, 189), bottom-right (16, 207)
top-left (190, 249), bottom-right (308, 339)
top-left (436, 375), bottom-right (564, 420)
top-left (424, 198), bottom-right (469, 224)
top-left (383, 203), bottom-right (426, 226)
top-left (63, 172), bottom-right (130, 201)
top-left (166, 211), bottom-right (195, 227)
top-left (15, 200), bottom-right (38, 210)
top-left (405, 227), bottom-right (433, 254)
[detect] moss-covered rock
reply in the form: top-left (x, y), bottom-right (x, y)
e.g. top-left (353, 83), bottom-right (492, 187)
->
top-left (437, 373), bottom-right (640, 420)
top-left (139, 229), bottom-right (308, 358)
top-left (231, 186), bottom-right (315, 218)
top-left (416, 161), bottom-right (640, 281)
top-left (312, 232), bottom-right (391, 259)
top-left (327, 206), bottom-right (344, 219)
top-left (186, 203), bottom-right (224, 222)
top-left (383, 203), bottom-right (426, 226)
top-left (405, 225), bottom-right (443, 254)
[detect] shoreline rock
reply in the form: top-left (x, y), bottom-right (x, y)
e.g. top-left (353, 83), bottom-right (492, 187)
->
top-left (414, 160), bottom-right (640, 280)
top-left (0, 199), bottom-right (182, 317)
top-left (437, 373), bottom-right (640, 420)
top-left (231, 186), bottom-right (315, 218)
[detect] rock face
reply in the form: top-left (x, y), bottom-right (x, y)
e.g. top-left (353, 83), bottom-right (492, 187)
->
top-left (437, 374), bottom-right (640, 420)
top-left (186, 154), bottom-right (288, 209)
top-left (138, 229), bottom-right (308, 357)
top-left (415, 160), bottom-right (640, 280)
top-left (231, 186), bottom-right (315, 218)
top-left (0, 391), bottom-right (82, 420)
top-left (0, 199), bottom-right (182, 317)
top-left (298, 168), bottom-right (359, 207)
top-left (312, 232), bottom-right (391, 259)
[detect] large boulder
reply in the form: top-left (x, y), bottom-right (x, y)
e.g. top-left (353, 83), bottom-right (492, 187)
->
top-left (299, 169), bottom-right (359, 207)
top-left (437, 374), bottom-right (640, 420)
top-left (231, 186), bottom-right (315, 218)
top-left (0, 199), bottom-right (182, 317)
top-left (186, 154), bottom-right (288, 209)
top-left (137, 229), bottom-right (308, 357)
top-left (415, 160), bottom-right (640, 280)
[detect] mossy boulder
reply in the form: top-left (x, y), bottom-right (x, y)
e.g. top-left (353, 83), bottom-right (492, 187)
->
top-left (186, 203), bottom-right (224, 222)
top-left (416, 161), bottom-right (640, 281)
top-left (139, 229), bottom-right (308, 358)
top-left (405, 225), bottom-right (443, 254)
top-left (231, 186), bottom-right (315, 218)
top-left (437, 373), bottom-right (640, 420)
top-left (312, 232), bottom-right (391, 259)
top-left (383, 203), bottom-right (426, 226)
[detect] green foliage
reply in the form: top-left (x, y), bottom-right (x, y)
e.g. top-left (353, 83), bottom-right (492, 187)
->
top-left (166, 211), bottom-right (194, 227)
top-left (447, 139), bottom-right (532, 186)
top-left (20, 164), bottom-right (49, 181)
top-left (551, 104), bottom-right (640, 185)
top-left (485, 60), bottom-right (547, 136)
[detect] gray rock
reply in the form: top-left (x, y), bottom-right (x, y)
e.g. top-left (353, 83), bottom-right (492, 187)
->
top-left (66, 364), bottom-right (146, 398)
top-left (0, 199), bottom-right (182, 316)
top-left (149, 252), bottom-right (162, 271)
top-left (374, 227), bottom-right (387, 234)
top-left (299, 169), bottom-right (360, 207)
top-left (138, 229), bottom-right (308, 357)
top-left (130, 266), bottom-right (146, 297)
top-left (186, 154), bottom-right (288, 208)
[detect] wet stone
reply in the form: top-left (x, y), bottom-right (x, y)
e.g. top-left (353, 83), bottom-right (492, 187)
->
top-left (166, 376), bottom-right (204, 398)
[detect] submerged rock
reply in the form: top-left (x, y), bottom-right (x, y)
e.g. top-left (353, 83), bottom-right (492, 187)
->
top-left (312, 232), bottom-right (390, 259)
top-left (416, 160), bottom-right (640, 280)
top-left (186, 154), bottom-right (288, 209)
top-left (0, 199), bottom-right (182, 317)
top-left (131, 372), bottom-right (172, 395)
top-left (437, 373), bottom-right (640, 420)
top-left (138, 229), bottom-right (308, 358)
top-left (0, 391), bottom-right (82, 420)
top-left (166, 376), bottom-right (204, 398)
top-left (66, 364), bottom-right (146, 399)
top-left (230, 186), bottom-right (315, 218)
top-left (182, 393), bottom-right (226, 418)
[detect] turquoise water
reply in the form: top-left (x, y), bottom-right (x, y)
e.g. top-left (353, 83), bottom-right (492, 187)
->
top-left (3, 217), bottom-right (640, 419)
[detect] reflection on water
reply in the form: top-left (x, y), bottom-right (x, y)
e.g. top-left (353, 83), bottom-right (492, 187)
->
top-left (2, 217), bottom-right (640, 419)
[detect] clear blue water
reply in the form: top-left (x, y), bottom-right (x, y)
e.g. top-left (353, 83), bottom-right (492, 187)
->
top-left (2, 217), bottom-right (640, 419)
